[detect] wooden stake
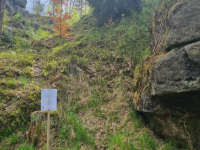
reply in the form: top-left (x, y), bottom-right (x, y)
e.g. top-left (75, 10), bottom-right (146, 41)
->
top-left (47, 110), bottom-right (50, 150)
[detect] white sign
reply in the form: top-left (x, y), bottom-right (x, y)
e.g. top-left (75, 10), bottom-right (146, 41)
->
top-left (41, 89), bottom-right (57, 111)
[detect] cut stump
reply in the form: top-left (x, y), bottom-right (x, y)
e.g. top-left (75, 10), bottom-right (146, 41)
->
top-left (27, 111), bottom-right (59, 148)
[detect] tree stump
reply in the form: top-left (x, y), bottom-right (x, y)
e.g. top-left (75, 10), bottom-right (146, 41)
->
top-left (27, 111), bottom-right (59, 148)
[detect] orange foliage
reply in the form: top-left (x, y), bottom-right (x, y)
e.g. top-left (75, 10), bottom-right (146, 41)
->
top-left (48, 0), bottom-right (72, 38)
top-left (104, 18), bottom-right (115, 28)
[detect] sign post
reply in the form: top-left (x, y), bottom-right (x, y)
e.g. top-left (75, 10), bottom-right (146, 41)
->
top-left (47, 110), bottom-right (50, 150)
top-left (41, 89), bottom-right (57, 150)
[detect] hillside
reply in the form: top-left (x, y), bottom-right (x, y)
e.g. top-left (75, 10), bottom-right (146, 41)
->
top-left (0, 0), bottom-right (199, 149)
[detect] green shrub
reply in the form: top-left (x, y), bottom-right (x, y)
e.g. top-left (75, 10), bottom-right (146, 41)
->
top-left (25, 19), bottom-right (34, 27)
top-left (12, 13), bottom-right (25, 24)
top-left (118, 23), bottom-right (151, 64)
top-left (3, 9), bottom-right (10, 29)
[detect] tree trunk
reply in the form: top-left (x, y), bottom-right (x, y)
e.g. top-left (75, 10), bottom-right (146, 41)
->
top-left (53, 1), bottom-right (55, 16)
top-left (0, 0), bottom-right (6, 45)
top-left (85, 0), bottom-right (86, 13)
top-left (38, 0), bottom-right (41, 15)
top-left (80, 0), bottom-right (83, 17)
top-left (60, 0), bottom-right (63, 39)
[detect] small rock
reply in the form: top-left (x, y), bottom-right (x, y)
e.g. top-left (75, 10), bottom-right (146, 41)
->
top-left (48, 20), bottom-right (54, 25)
top-left (34, 22), bottom-right (39, 30)
top-left (9, 51), bottom-right (16, 55)
top-left (111, 123), bottom-right (117, 130)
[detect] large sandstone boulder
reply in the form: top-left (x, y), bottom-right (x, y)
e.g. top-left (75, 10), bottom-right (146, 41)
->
top-left (13, 0), bottom-right (27, 8)
top-left (151, 42), bottom-right (200, 112)
top-left (152, 0), bottom-right (200, 53)
top-left (135, 0), bottom-right (200, 149)
top-left (14, 5), bottom-right (28, 16)
top-left (164, 1), bottom-right (200, 50)
top-left (5, 0), bottom-right (15, 14)
top-left (6, 0), bottom-right (28, 16)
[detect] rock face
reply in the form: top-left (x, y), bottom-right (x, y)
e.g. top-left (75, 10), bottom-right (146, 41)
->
top-left (6, 0), bottom-right (28, 16)
top-left (13, 0), bottom-right (27, 8)
top-left (163, 1), bottom-right (200, 50)
top-left (152, 42), bottom-right (200, 113)
top-left (6, 0), bottom-right (15, 14)
top-left (135, 0), bottom-right (200, 149)
top-left (14, 5), bottom-right (27, 16)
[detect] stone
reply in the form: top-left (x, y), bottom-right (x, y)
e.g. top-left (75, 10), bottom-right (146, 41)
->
top-left (135, 0), bottom-right (200, 149)
top-left (5, 0), bottom-right (15, 14)
top-left (48, 20), bottom-right (54, 25)
top-left (14, 5), bottom-right (28, 16)
top-left (164, 0), bottom-right (200, 49)
top-left (152, 0), bottom-right (200, 53)
top-left (9, 50), bottom-right (16, 54)
top-left (13, 0), bottom-right (27, 8)
top-left (151, 43), bottom-right (200, 113)
top-left (6, 0), bottom-right (28, 16)
top-left (2, 26), bottom-right (13, 43)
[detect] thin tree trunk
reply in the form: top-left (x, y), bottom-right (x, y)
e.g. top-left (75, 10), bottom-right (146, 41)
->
top-left (60, 0), bottom-right (63, 39)
top-left (53, 2), bottom-right (55, 16)
top-left (80, 0), bottom-right (83, 17)
top-left (33, 0), bottom-right (34, 13)
top-left (85, 0), bottom-right (86, 13)
top-left (38, 0), bottom-right (41, 15)
top-left (0, 0), bottom-right (6, 45)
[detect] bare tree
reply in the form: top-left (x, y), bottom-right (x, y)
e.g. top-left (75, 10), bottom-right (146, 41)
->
top-left (0, 0), bottom-right (6, 45)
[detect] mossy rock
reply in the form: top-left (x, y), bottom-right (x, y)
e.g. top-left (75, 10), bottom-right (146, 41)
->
top-left (27, 111), bottom-right (59, 148)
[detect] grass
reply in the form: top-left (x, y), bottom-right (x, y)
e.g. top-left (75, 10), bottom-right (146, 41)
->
top-left (18, 76), bottom-right (28, 85)
top-left (58, 110), bottom-right (95, 149)
top-left (18, 144), bottom-right (36, 150)
top-left (108, 134), bottom-right (137, 150)
top-left (0, 122), bottom-right (27, 150)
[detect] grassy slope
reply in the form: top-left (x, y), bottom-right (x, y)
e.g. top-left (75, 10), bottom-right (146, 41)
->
top-left (0, 6), bottom-right (177, 150)
top-left (43, 14), bottom-right (175, 150)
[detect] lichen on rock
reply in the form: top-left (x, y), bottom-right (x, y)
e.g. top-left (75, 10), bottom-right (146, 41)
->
top-left (135, 0), bottom-right (200, 149)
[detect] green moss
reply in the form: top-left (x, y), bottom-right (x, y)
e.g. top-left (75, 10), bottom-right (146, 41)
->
top-left (133, 61), bottom-right (152, 107)
top-left (24, 67), bottom-right (34, 78)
